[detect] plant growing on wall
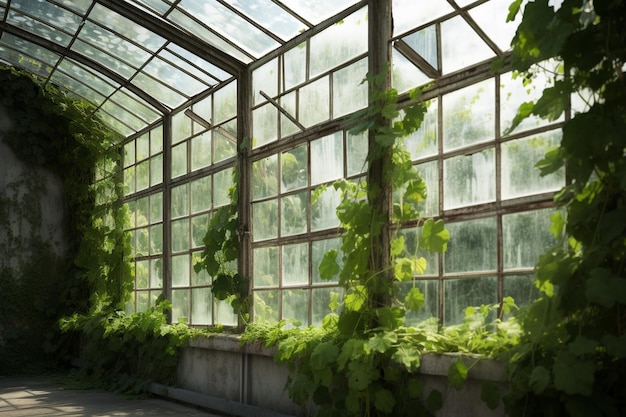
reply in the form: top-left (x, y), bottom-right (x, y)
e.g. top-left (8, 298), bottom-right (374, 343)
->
top-left (503, 0), bottom-right (626, 415)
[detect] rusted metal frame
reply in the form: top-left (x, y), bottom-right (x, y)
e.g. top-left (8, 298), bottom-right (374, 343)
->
top-left (162, 113), bottom-right (174, 323)
top-left (259, 90), bottom-right (306, 131)
top-left (97, 0), bottom-right (246, 77)
top-left (394, 39), bottom-right (440, 78)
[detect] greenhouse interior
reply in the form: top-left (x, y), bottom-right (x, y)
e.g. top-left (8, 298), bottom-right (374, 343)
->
top-left (0, 0), bottom-right (624, 416)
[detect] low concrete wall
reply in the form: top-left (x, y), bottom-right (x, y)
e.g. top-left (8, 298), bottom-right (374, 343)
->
top-left (171, 334), bottom-right (508, 417)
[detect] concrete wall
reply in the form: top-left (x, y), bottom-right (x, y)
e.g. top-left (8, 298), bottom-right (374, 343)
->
top-left (172, 334), bottom-right (508, 417)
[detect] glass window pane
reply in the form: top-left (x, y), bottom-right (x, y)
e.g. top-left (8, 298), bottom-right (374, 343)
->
top-left (393, 0), bottom-right (453, 35)
top-left (214, 121), bottom-right (237, 162)
top-left (281, 191), bottom-right (308, 236)
top-left (136, 160), bottom-right (149, 191)
top-left (252, 155), bottom-right (278, 200)
top-left (311, 132), bottom-right (343, 185)
top-left (311, 186), bottom-right (341, 231)
top-left (124, 166), bottom-right (135, 194)
top-left (333, 58), bottom-right (368, 119)
top-left (284, 42), bottom-right (306, 90)
top-left (279, 91), bottom-right (300, 138)
top-left (253, 200), bottom-right (278, 241)
top-left (443, 79), bottom-right (495, 151)
top-left (192, 214), bottom-right (209, 248)
top-left (215, 299), bottom-right (238, 326)
top-left (150, 193), bottom-right (163, 222)
top-left (346, 131), bottom-right (368, 176)
top-left (171, 289), bottom-right (189, 323)
top-left (299, 76), bottom-right (330, 127)
top-left (192, 287), bottom-right (212, 325)
top-left (150, 258), bottom-right (163, 288)
top-left (444, 217), bottom-right (497, 274)
top-left (392, 48), bottom-right (432, 94)
top-left (469, 0), bottom-right (521, 51)
top-left (282, 145), bottom-right (307, 191)
top-left (253, 246), bottom-right (279, 288)
top-left (172, 254), bottom-right (190, 287)
top-left (172, 110), bottom-right (192, 144)
top-left (415, 160), bottom-right (439, 218)
top-left (136, 260), bottom-right (149, 289)
top-left (253, 103), bottom-right (278, 147)
top-left (254, 290), bottom-right (279, 324)
top-left (504, 274), bottom-right (540, 308)
top-left (398, 279), bottom-right (439, 325)
top-left (253, 57), bottom-right (278, 105)
top-left (312, 238), bottom-right (341, 284)
top-left (124, 141), bottom-right (135, 168)
top-left (192, 252), bottom-right (211, 286)
top-left (444, 148), bottom-right (495, 209)
top-left (171, 218), bottom-right (189, 252)
top-left (444, 276), bottom-right (497, 325)
top-left (136, 133), bottom-right (149, 160)
top-left (441, 16), bottom-right (495, 73)
top-left (171, 142), bottom-right (187, 178)
top-left (501, 131), bottom-right (565, 199)
top-left (136, 197), bottom-right (149, 227)
top-left (191, 176), bottom-right (212, 213)
top-left (191, 132), bottom-right (212, 171)
top-left (213, 169), bottom-right (232, 207)
top-left (503, 208), bottom-right (558, 270)
top-left (150, 154), bottom-right (163, 186)
top-left (282, 243), bottom-right (309, 286)
top-left (150, 224), bottom-right (163, 255)
top-left (312, 287), bottom-right (341, 326)
top-left (214, 80), bottom-right (237, 125)
top-left (136, 227), bottom-right (149, 257)
top-left (171, 184), bottom-right (189, 218)
top-left (282, 289), bottom-right (309, 325)
top-left (405, 99), bottom-right (438, 160)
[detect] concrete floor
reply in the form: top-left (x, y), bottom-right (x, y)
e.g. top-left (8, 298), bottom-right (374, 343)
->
top-left (0, 376), bottom-right (225, 417)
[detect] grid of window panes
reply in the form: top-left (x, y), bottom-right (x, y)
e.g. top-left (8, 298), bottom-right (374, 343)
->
top-left (123, 125), bottom-right (165, 312)
top-left (169, 82), bottom-right (238, 326)
top-left (389, 0), bottom-right (567, 325)
top-left (249, 6), bottom-right (371, 325)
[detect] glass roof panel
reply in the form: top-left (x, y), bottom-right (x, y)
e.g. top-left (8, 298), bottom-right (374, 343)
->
top-left (158, 49), bottom-right (218, 86)
top-left (49, 0), bottom-right (92, 15)
top-left (50, 70), bottom-right (107, 106)
top-left (11, 0), bottom-right (82, 32)
top-left (279, 0), bottom-right (361, 25)
top-left (71, 38), bottom-right (136, 78)
top-left (78, 21), bottom-right (152, 69)
top-left (131, 0), bottom-right (172, 15)
top-left (228, 0), bottom-right (308, 41)
top-left (393, 0), bottom-right (453, 35)
top-left (142, 54), bottom-right (208, 97)
top-left (56, 59), bottom-right (118, 98)
top-left (441, 15), bottom-right (495, 73)
top-left (469, 0), bottom-right (522, 51)
top-left (0, 32), bottom-right (60, 76)
top-left (131, 72), bottom-right (187, 108)
top-left (166, 43), bottom-right (231, 82)
top-left (177, 0), bottom-right (278, 58)
top-left (89, 3), bottom-right (166, 52)
top-left (6, 10), bottom-right (73, 46)
top-left (96, 110), bottom-right (134, 137)
top-left (100, 97), bottom-right (150, 131)
top-left (110, 88), bottom-right (161, 124)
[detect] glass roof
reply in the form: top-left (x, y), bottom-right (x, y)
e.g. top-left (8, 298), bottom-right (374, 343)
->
top-left (0, 0), bottom-right (362, 137)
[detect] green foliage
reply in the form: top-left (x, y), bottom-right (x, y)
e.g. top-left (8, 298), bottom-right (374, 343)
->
top-left (0, 67), bottom-right (131, 371)
top-left (194, 169), bottom-right (250, 325)
top-left (504, 0), bottom-right (626, 415)
top-left (59, 300), bottom-right (209, 392)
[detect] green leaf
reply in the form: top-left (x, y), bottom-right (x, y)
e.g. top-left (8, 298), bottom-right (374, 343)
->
top-left (553, 352), bottom-right (595, 396)
top-left (586, 268), bottom-right (619, 307)
top-left (374, 388), bottom-right (396, 413)
top-left (344, 287), bottom-right (367, 312)
top-left (337, 338), bottom-right (366, 370)
top-left (391, 344), bottom-right (421, 372)
top-left (310, 342), bottom-right (340, 370)
top-left (426, 389), bottom-right (443, 412)
top-left (407, 379), bottom-right (423, 398)
top-left (507, 0), bottom-right (523, 21)
top-left (535, 147), bottom-right (565, 177)
top-left (532, 83), bottom-right (567, 122)
top-left (569, 336), bottom-right (598, 356)
top-left (549, 211), bottom-right (565, 238)
top-left (348, 360), bottom-right (378, 391)
top-left (375, 307), bottom-right (405, 330)
top-left (504, 101), bottom-right (535, 135)
top-left (602, 334), bottom-right (626, 358)
top-left (419, 219), bottom-right (450, 253)
top-left (448, 359), bottom-right (468, 390)
top-left (481, 381), bottom-right (501, 410)
top-left (319, 249), bottom-right (340, 280)
top-left (405, 287), bottom-right (425, 313)
top-left (529, 366), bottom-right (550, 394)
top-left (367, 331), bottom-right (398, 353)
top-left (390, 235), bottom-right (405, 257)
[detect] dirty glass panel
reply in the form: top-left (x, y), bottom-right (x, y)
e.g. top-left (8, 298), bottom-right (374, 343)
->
top-left (444, 217), bottom-right (497, 273)
top-left (159, 49), bottom-right (216, 87)
top-left (503, 208), bottom-right (557, 270)
top-left (191, 176), bottom-right (212, 213)
top-left (79, 21), bottom-right (150, 68)
top-left (172, 111), bottom-right (192, 144)
top-left (191, 288), bottom-right (212, 325)
top-left (171, 142), bottom-right (187, 178)
top-left (50, 72), bottom-right (105, 105)
top-left (444, 276), bottom-right (497, 325)
top-left (213, 169), bottom-right (232, 207)
top-left (333, 58), bottom-right (368, 119)
top-left (171, 184), bottom-right (189, 218)
top-left (132, 72), bottom-right (186, 108)
top-left (443, 149), bottom-right (495, 209)
top-left (442, 79), bottom-right (494, 151)
top-left (253, 199), bottom-right (278, 241)
top-left (392, 49), bottom-right (431, 94)
top-left (312, 287), bottom-right (341, 325)
top-left (402, 25), bottom-right (438, 70)
top-left (171, 289), bottom-right (189, 323)
top-left (172, 254), bottom-right (190, 287)
top-left (253, 155), bottom-right (278, 199)
top-left (398, 227), bottom-right (439, 275)
top-left (253, 57), bottom-right (278, 105)
top-left (282, 289), bottom-right (309, 325)
top-left (393, 0), bottom-right (453, 35)
top-left (398, 279), bottom-right (439, 325)
top-left (501, 131), bottom-right (564, 199)
top-left (405, 99), bottom-right (438, 160)
top-left (7, 11), bottom-right (73, 47)
top-left (280, 0), bottom-right (359, 25)
top-left (213, 80), bottom-right (237, 125)
top-left (469, 0), bottom-right (521, 51)
top-left (280, 91), bottom-right (300, 138)
top-left (253, 246), bottom-right (279, 287)
top-left (150, 154), bottom-right (162, 186)
top-left (136, 291), bottom-right (149, 312)
top-left (504, 274), bottom-right (540, 309)
top-left (299, 76), bottom-right (330, 127)
top-left (136, 160), bottom-right (149, 191)
top-left (309, 7), bottom-right (367, 78)
top-left (214, 121), bottom-right (237, 162)
top-left (124, 142), bottom-right (135, 168)
top-left (136, 196), bottom-right (149, 226)
top-left (215, 299), bottom-right (237, 326)
top-left (311, 132), bottom-right (343, 186)
top-left (136, 133), bottom-right (149, 161)
top-left (500, 67), bottom-right (560, 135)
top-left (135, 229), bottom-right (148, 257)
top-left (136, 260), bottom-right (149, 289)
top-left (230, 0), bottom-right (307, 40)
top-left (253, 103), bottom-right (278, 147)
top-left (150, 193), bottom-right (163, 222)
top-left (284, 42), bottom-right (306, 91)
top-left (150, 224), bottom-right (163, 255)
top-left (254, 290), bottom-right (279, 323)
top-left (413, 160), bottom-right (439, 217)
top-left (150, 258), bottom-right (163, 288)
top-left (346, 131), bottom-right (368, 176)
top-left (311, 186), bottom-right (341, 231)
top-left (171, 218), bottom-right (189, 252)
top-left (441, 15), bottom-right (495, 73)
top-left (111, 89), bottom-right (161, 125)
top-left (281, 191), bottom-right (308, 236)
top-left (192, 253), bottom-right (211, 286)
top-left (191, 132), bottom-right (211, 171)
top-left (282, 242), bottom-right (309, 286)
top-left (191, 214), bottom-right (209, 248)
top-left (281, 146), bottom-right (307, 192)
top-left (312, 238), bottom-right (342, 284)
top-left (142, 56), bottom-right (206, 97)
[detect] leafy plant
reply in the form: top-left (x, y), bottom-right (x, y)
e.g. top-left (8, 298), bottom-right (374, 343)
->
top-left (503, 1), bottom-right (626, 415)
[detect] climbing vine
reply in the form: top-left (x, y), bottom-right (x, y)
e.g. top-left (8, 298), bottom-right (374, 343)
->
top-left (503, 1), bottom-right (626, 415)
